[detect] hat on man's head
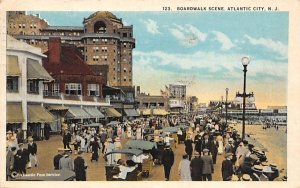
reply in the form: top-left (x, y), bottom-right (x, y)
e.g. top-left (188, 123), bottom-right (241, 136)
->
top-left (249, 154), bottom-right (259, 161)
top-left (282, 175), bottom-right (287, 181)
top-left (241, 174), bottom-right (252, 181)
top-left (107, 138), bottom-right (113, 142)
top-left (225, 153), bottom-right (233, 158)
top-left (57, 148), bottom-right (65, 152)
top-left (228, 138), bottom-right (234, 142)
top-left (231, 175), bottom-right (239, 181)
top-left (28, 137), bottom-right (33, 141)
top-left (252, 165), bottom-right (263, 172)
top-left (203, 148), bottom-right (209, 153)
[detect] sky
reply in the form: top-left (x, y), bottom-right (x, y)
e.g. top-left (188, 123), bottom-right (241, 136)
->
top-left (28, 11), bottom-right (288, 109)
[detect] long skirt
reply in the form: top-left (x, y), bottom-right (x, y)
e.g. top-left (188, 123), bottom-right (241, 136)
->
top-left (217, 141), bottom-right (224, 154)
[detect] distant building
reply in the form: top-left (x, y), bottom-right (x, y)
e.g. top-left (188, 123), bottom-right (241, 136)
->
top-left (169, 84), bottom-right (186, 99)
top-left (7, 11), bottom-right (135, 87)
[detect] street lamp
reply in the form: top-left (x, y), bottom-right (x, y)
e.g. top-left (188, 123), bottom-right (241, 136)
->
top-left (239, 56), bottom-right (251, 140)
top-left (225, 88), bottom-right (229, 129)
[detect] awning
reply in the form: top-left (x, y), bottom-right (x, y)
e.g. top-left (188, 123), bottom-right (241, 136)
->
top-left (7, 55), bottom-right (21, 76)
top-left (153, 109), bottom-right (169, 116)
top-left (7, 103), bottom-right (24, 123)
top-left (105, 108), bottom-right (122, 118)
top-left (141, 109), bottom-right (151, 116)
top-left (47, 105), bottom-right (69, 111)
top-left (27, 105), bottom-right (55, 123)
top-left (66, 106), bottom-right (91, 119)
top-left (83, 107), bottom-right (105, 118)
top-left (124, 109), bottom-right (139, 117)
top-left (27, 58), bottom-right (53, 81)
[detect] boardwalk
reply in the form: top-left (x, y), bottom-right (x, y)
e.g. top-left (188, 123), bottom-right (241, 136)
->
top-left (25, 134), bottom-right (225, 181)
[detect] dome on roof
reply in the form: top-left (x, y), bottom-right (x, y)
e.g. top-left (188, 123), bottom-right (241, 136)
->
top-left (87, 11), bottom-right (117, 20)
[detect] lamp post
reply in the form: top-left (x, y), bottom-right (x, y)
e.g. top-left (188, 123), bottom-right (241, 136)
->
top-left (225, 88), bottom-right (229, 128)
top-left (240, 56), bottom-right (251, 140)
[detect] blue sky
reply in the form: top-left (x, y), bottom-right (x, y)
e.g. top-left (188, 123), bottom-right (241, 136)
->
top-left (28, 11), bottom-right (288, 108)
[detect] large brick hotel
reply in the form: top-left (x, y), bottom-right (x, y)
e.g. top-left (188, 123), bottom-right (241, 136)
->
top-left (7, 11), bottom-right (135, 87)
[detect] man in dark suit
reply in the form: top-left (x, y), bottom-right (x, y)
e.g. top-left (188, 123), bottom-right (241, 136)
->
top-left (201, 133), bottom-right (212, 153)
top-left (14, 143), bottom-right (28, 174)
top-left (201, 149), bottom-right (214, 181)
top-left (74, 151), bottom-right (87, 181)
top-left (190, 151), bottom-right (203, 181)
top-left (221, 153), bottom-right (234, 181)
top-left (194, 132), bottom-right (202, 155)
top-left (27, 137), bottom-right (38, 167)
top-left (53, 148), bottom-right (64, 170)
top-left (63, 130), bottom-right (72, 150)
top-left (161, 144), bottom-right (174, 181)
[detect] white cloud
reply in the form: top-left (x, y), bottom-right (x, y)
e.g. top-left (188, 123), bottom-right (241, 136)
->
top-left (142, 19), bottom-right (161, 35)
top-left (169, 24), bottom-right (207, 47)
top-left (134, 50), bottom-right (287, 79)
top-left (212, 31), bottom-right (235, 51)
top-left (244, 34), bottom-right (288, 58)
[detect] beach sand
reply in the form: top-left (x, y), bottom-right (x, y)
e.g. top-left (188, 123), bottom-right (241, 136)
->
top-left (232, 123), bottom-right (287, 176)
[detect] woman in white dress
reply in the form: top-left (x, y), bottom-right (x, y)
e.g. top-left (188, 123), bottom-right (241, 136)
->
top-left (216, 133), bottom-right (224, 154)
top-left (114, 137), bottom-right (122, 163)
top-left (126, 125), bottom-right (132, 139)
top-left (136, 126), bottom-right (142, 140)
top-left (104, 138), bottom-right (115, 165)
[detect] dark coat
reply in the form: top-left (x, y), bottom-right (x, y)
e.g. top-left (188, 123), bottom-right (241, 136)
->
top-left (162, 148), bottom-right (174, 167)
top-left (28, 143), bottom-right (37, 155)
top-left (184, 139), bottom-right (193, 155)
top-left (53, 154), bottom-right (63, 170)
top-left (201, 155), bottom-right (214, 175)
top-left (190, 157), bottom-right (203, 180)
top-left (201, 139), bottom-right (213, 153)
top-left (14, 149), bottom-right (27, 172)
top-left (221, 159), bottom-right (234, 181)
top-left (74, 156), bottom-right (86, 181)
top-left (63, 133), bottom-right (72, 143)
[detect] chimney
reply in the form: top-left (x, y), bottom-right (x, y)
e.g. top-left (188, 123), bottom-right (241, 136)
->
top-left (48, 37), bottom-right (61, 64)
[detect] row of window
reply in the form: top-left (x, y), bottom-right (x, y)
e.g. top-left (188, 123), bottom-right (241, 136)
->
top-left (7, 78), bottom-right (100, 97)
top-left (113, 76), bottom-right (132, 82)
top-left (113, 67), bottom-right (132, 73)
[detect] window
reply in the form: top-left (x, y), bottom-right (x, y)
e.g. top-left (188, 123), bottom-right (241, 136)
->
top-left (123, 58), bottom-right (127, 62)
top-left (123, 76), bottom-right (127, 82)
top-left (93, 47), bottom-right (99, 52)
top-left (27, 80), bottom-right (39, 94)
top-left (123, 33), bottom-right (127, 37)
top-left (92, 38), bottom-right (99, 43)
top-left (93, 56), bottom-right (99, 61)
top-left (123, 68), bottom-right (127, 73)
top-left (101, 47), bottom-right (108, 52)
top-left (19, 24), bottom-right (22, 28)
top-left (102, 39), bottom-right (108, 43)
top-left (101, 55), bottom-right (107, 61)
top-left (88, 84), bottom-right (99, 96)
top-left (43, 84), bottom-right (48, 96)
top-left (22, 23), bottom-right (26, 28)
top-left (7, 76), bottom-right (18, 92)
top-left (123, 43), bottom-right (127, 47)
top-left (53, 83), bottom-right (60, 96)
top-left (33, 24), bottom-right (37, 28)
top-left (65, 83), bottom-right (82, 95)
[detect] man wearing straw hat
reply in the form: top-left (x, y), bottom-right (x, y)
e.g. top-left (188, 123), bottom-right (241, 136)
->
top-left (161, 143), bottom-right (174, 181)
top-left (59, 149), bottom-right (74, 171)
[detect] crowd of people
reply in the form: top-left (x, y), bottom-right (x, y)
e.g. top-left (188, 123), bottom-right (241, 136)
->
top-left (6, 113), bottom-right (284, 181)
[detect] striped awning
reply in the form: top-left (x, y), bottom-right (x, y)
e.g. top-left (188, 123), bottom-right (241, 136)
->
top-left (7, 103), bottom-right (24, 123)
top-left (7, 55), bottom-right (21, 76)
top-left (105, 108), bottom-right (122, 118)
top-left (84, 107), bottom-right (105, 118)
top-left (27, 58), bottom-right (53, 81)
top-left (66, 106), bottom-right (91, 119)
top-left (124, 109), bottom-right (139, 117)
top-left (153, 109), bottom-right (169, 116)
top-left (27, 105), bottom-right (55, 123)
